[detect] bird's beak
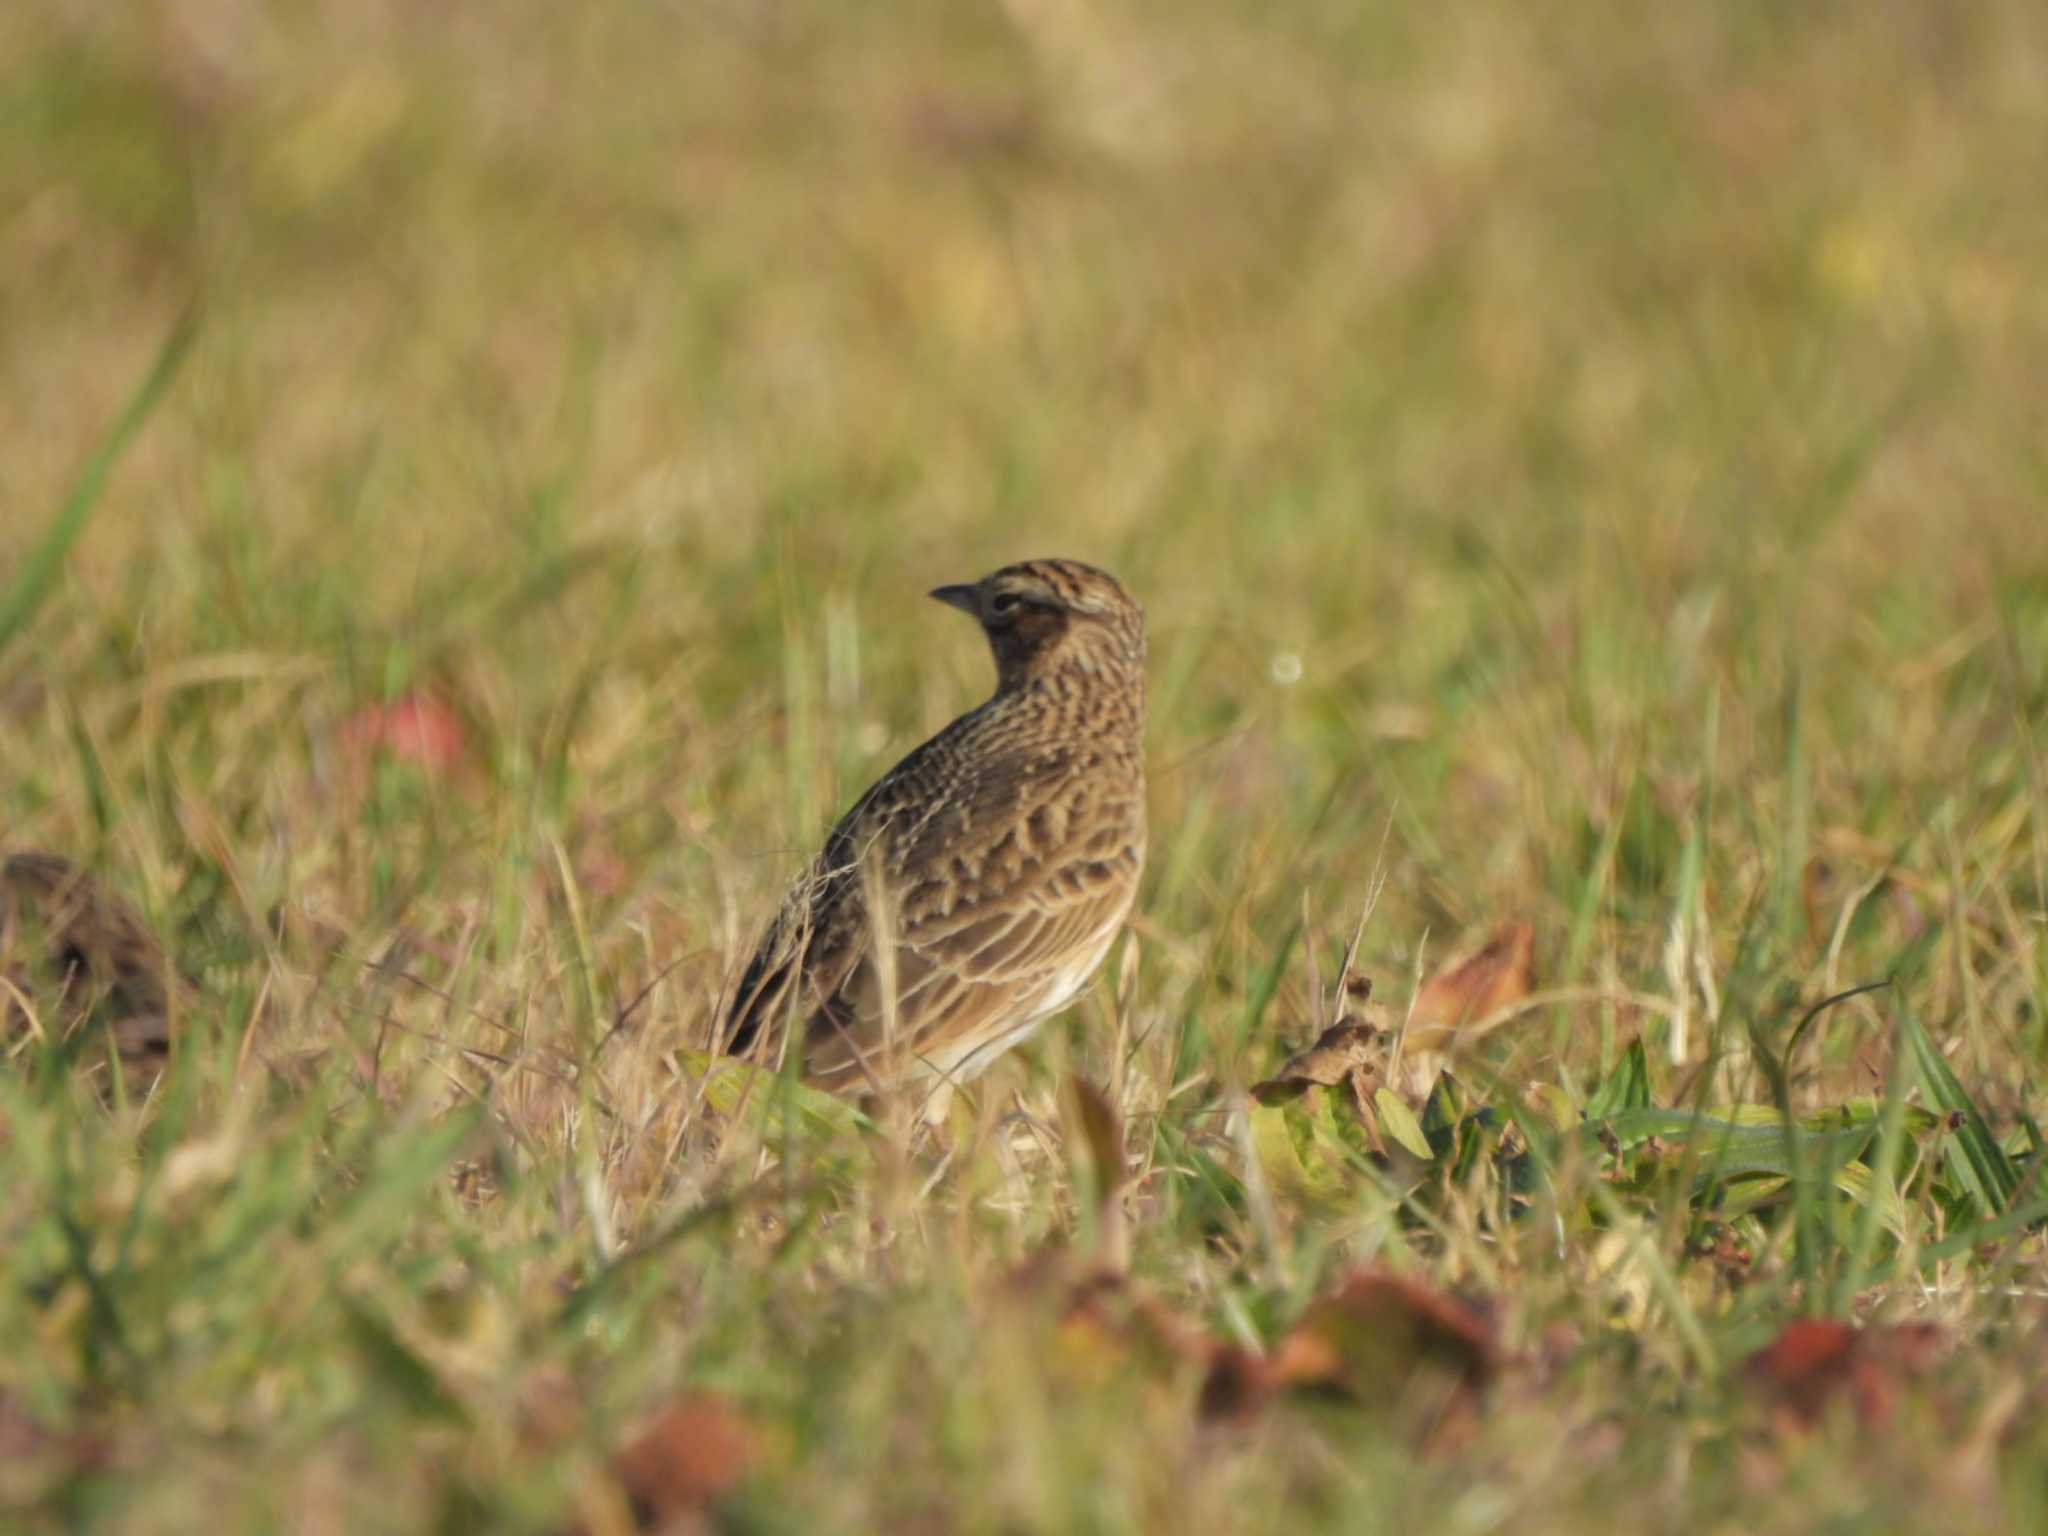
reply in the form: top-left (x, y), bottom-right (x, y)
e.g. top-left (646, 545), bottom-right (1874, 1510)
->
top-left (928, 583), bottom-right (979, 615)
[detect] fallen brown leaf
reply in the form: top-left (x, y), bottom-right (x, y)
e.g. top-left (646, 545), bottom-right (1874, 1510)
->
top-left (1407, 921), bottom-right (1536, 1048)
top-left (606, 1392), bottom-right (760, 1532)
top-left (1744, 1319), bottom-right (1944, 1434)
top-left (1201, 1267), bottom-right (1503, 1451)
top-left (1250, 1021), bottom-right (1384, 1110)
top-left (1289, 1268), bottom-right (1502, 1388)
top-left (1001, 1249), bottom-right (1216, 1389)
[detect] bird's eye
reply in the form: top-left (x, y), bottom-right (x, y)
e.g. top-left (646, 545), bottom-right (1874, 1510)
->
top-left (988, 592), bottom-right (1022, 616)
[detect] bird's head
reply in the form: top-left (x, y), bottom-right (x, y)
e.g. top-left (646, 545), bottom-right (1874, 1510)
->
top-left (930, 559), bottom-right (1145, 694)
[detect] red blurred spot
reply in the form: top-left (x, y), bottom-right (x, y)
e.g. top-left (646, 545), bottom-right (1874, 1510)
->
top-left (336, 692), bottom-right (469, 786)
top-left (610, 1392), bottom-right (760, 1525)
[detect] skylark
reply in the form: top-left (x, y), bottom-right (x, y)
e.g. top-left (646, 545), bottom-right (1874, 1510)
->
top-left (723, 558), bottom-right (1146, 1113)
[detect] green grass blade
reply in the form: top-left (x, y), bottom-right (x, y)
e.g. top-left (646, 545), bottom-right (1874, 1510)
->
top-left (1833, 1004), bottom-right (1921, 1308)
top-left (0, 308), bottom-right (197, 658)
top-left (1917, 1195), bottom-right (2048, 1265)
top-left (1900, 1001), bottom-right (2018, 1216)
top-left (1231, 921), bottom-right (1299, 1061)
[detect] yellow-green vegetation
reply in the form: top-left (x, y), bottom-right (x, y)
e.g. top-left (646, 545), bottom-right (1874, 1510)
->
top-left (5, 1), bottom-right (2048, 1530)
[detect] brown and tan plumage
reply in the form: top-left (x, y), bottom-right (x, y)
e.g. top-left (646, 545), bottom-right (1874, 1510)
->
top-left (2, 851), bottom-right (186, 1084)
top-left (724, 558), bottom-right (1146, 1111)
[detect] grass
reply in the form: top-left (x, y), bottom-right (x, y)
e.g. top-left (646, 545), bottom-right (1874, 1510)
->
top-left (4, 0), bottom-right (2048, 1529)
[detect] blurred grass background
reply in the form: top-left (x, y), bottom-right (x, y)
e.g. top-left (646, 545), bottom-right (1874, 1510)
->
top-left (4, 0), bottom-right (2048, 1530)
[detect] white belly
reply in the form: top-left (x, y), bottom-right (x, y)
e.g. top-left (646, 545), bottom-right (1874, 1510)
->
top-left (922, 895), bottom-right (1135, 1087)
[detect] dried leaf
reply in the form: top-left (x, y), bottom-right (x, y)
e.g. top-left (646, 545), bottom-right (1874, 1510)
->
top-left (1294, 1269), bottom-right (1501, 1387)
top-left (1062, 1274), bottom-right (1214, 1379)
top-left (1744, 1319), bottom-right (1944, 1433)
top-left (1407, 920), bottom-right (1536, 1049)
top-left (1197, 1344), bottom-right (1276, 1424)
top-left (1001, 1251), bottom-right (1216, 1397)
top-left (608, 1392), bottom-right (760, 1529)
top-left (1201, 1267), bottom-right (1501, 1448)
top-left (1251, 1021), bottom-right (1383, 1106)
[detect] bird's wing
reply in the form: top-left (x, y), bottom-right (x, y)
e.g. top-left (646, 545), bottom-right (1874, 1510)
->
top-left (720, 722), bottom-right (976, 1065)
top-left (798, 786), bottom-right (1144, 1092)
top-left (724, 726), bottom-right (1142, 1094)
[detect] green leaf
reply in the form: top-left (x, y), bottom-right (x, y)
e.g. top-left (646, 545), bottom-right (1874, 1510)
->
top-left (1375, 1087), bottom-right (1434, 1161)
top-left (1585, 1038), bottom-right (1652, 1118)
top-left (1248, 1102), bottom-right (1350, 1205)
top-left (675, 1050), bottom-right (868, 1138)
top-left (1420, 1071), bottom-right (1470, 1143)
top-left (1584, 1108), bottom-right (1878, 1187)
top-left (1830, 1159), bottom-right (1911, 1240)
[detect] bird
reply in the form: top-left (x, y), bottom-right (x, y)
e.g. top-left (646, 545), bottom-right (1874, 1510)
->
top-left (722, 558), bottom-right (1146, 1118)
top-left (1, 850), bottom-right (186, 1086)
